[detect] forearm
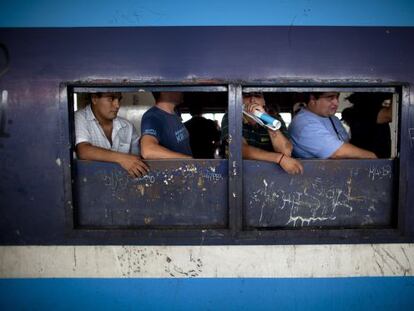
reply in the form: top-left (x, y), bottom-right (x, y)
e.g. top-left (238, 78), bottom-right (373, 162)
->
top-left (141, 143), bottom-right (192, 159)
top-left (331, 143), bottom-right (377, 159)
top-left (242, 142), bottom-right (303, 174)
top-left (77, 142), bottom-right (149, 177)
top-left (76, 143), bottom-right (124, 164)
top-left (242, 144), bottom-right (282, 163)
top-left (268, 130), bottom-right (293, 156)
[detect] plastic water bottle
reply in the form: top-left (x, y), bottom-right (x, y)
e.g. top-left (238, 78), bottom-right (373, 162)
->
top-left (252, 110), bottom-right (281, 129)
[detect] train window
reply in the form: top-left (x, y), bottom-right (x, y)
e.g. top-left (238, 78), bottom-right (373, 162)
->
top-left (68, 86), bottom-right (229, 229)
top-left (62, 83), bottom-right (406, 244)
top-left (242, 87), bottom-right (399, 230)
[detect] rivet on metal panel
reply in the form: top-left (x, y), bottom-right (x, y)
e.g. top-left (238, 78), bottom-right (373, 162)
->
top-left (409, 128), bottom-right (414, 148)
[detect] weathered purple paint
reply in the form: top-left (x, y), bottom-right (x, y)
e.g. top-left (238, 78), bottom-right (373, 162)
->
top-left (0, 27), bottom-right (413, 244)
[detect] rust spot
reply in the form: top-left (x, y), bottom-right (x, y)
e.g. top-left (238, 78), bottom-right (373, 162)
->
top-left (197, 176), bottom-right (204, 187)
top-left (136, 184), bottom-right (145, 196)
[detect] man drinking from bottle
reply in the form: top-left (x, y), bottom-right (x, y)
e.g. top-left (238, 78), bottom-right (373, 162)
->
top-left (221, 92), bottom-right (303, 175)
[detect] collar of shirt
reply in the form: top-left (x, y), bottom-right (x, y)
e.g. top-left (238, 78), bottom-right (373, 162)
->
top-left (85, 104), bottom-right (126, 132)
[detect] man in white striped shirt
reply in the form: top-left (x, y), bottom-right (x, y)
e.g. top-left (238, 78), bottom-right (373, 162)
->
top-left (75, 92), bottom-right (148, 177)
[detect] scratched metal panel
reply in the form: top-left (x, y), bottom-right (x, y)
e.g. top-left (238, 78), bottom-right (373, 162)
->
top-left (244, 159), bottom-right (395, 228)
top-left (75, 160), bottom-right (228, 228)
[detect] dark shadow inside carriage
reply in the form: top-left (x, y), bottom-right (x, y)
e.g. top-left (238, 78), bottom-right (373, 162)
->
top-left (67, 85), bottom-right (400, 234)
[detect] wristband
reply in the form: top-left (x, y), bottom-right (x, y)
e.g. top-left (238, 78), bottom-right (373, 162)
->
top-left (278, 154), bottom-right (285, 165)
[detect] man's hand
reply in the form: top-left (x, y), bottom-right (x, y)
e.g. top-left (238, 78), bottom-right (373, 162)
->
top-left (245, 102), bottom-right (265, 114)
top-left (279, 155), bottom-right (304, 175)
top-left (117, 154), bottom-right (149, 178)
top-left (76, 143), bottom-right (149, 177)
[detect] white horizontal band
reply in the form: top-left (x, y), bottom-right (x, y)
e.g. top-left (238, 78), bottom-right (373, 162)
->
top-left (1, 244), bottom-right (413, 278)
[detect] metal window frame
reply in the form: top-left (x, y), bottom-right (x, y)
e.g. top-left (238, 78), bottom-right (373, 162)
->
top-left (59, 81), bottom-right (412, 245)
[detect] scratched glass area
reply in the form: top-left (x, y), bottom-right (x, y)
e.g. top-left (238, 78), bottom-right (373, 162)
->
top-left (244, 159), bottom-right (395, 229)
top-left (74, 160), bottom-right (228, 228)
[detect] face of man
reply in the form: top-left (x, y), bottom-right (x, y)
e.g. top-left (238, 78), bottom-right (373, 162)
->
top-left (242, 92), bottom-right (266, 125)
top-left (91, 92), bottom-right (122, 121)
top-left (307, 92), bottom-right (340, 117)
top-left (243, 92), bottom-right (265, 109)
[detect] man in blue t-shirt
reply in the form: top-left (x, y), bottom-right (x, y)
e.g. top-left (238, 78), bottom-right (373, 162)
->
top-left (288, 92), bottom-right (377, 159)
top-left (140, 92), bottom-right (193, 159)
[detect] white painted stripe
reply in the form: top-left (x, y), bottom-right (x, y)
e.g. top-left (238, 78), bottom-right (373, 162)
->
top-left (1, 244), bottom-right (413, 278)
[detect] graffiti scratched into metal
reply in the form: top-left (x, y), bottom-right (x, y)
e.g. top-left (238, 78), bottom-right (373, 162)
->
top-left (368, 165), bottom-right (392, 181)
top-left (247, 164), bottom-right (392, 227)
top-left (101, 164), bottom-right (223, 193)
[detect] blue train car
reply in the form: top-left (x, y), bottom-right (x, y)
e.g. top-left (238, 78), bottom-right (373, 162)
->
top-left (1, 1), bottom-right (414, 310)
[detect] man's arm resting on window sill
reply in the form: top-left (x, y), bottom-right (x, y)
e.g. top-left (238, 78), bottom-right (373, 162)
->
top-left (330, 143), bottom-right (377, 159)
top-left (76, 142), bottom-right (149, 177)
top-left (140, 135), bottom-right (192, 160)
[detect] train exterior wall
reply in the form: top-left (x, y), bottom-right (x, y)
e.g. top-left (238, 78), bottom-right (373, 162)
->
top-left (1, 1), bottom-right (414, 310)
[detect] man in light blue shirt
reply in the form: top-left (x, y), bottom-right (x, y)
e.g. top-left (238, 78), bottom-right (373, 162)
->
top-left (289, 92), bottom-right (377, 159)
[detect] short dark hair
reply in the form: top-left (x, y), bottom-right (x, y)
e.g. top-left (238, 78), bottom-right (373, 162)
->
top-left (346, 92), bottom-right (392, 106)
top-left (188, 104), bottom-right (203, 116)
top-left (346, 92), bottom-right (393, 113)
top-left (152, 92), bottom-right (161, 102)
top-left (242, 91), bottom-right (264, 98)
top-left (90, 92), bottom-right (122, 100)
top-left (306, 92), bottom-right (323, 102)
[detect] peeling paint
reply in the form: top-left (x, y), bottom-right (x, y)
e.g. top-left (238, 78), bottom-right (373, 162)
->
top-left (1, 245), bottom-right (413, 278)
top-left (197, 176), bottom-right (204, 187)
top-left (232, 161), bottom-right (237, 176)
top-left (136, 184), bottom-right (145, 196)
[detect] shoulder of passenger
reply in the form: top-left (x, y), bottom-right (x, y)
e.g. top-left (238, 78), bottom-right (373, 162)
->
top-left (141, 106), bottom-right (157, 117)
top-left (74, 108), bottom-right (87, 121)
top-left (116, 116), bottom-right (134, 127)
